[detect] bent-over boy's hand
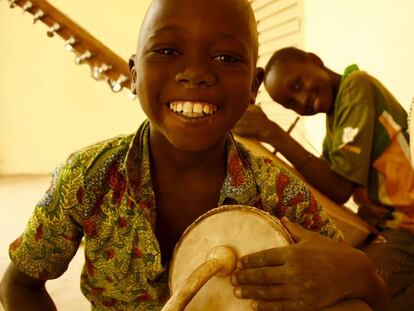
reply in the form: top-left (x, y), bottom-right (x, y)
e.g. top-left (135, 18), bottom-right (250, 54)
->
top-left (230, 218), bottom-right (388, 311)
top-left (232, 104), bottom-right (281, 144)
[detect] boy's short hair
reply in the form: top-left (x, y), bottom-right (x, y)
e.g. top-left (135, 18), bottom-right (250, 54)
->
top-left (138, 0), bottom-right (259, 63)
top-left (265, 47), bottom-right (308, 73)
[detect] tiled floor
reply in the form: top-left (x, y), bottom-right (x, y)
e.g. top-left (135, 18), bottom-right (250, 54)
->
top-left (0, 175), bottom-right (90, 311)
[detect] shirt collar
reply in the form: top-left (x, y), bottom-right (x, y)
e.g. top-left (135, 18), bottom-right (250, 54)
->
top-left (123, 121), bottom-right (259, 211)
top-left (342, 64), bottom-right (359, 80)
top-left (218, 133), bottom-right (259, 206)
top-left (123, 120), bottom-right (156, 217)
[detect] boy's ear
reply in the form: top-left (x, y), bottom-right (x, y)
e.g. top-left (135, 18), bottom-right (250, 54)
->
top-left (250, 67), bottom-right (265, 105)
top-left (307, 52), bottom-right (324, 68)
top-left (129, 54), bottom-right (137, 92)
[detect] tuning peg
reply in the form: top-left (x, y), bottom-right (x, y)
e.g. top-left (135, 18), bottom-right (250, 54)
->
top-left (33, 9), bottom-right (44, 23)
top-left (22, 1), bottom-right (32, 14)
top-left (109, 74), bottom-right (129, 93)
top-left (129, 90), bottom-right (137, 100)
top-left (9, 0), bottom-right (18, 8)
top-left (75, 50), bottom-right (93, 64)
top-left (47, 22), bottom-right (61, 37)
top-left (92, 63), bottom-right (112, 80)
top-left (64, 36), bottom-right (77, 51)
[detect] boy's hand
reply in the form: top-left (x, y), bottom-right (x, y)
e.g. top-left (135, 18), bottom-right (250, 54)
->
top-left (232, 105), bottom-right (278, 143)
top-left (231, 218), bottom-right (377, 311)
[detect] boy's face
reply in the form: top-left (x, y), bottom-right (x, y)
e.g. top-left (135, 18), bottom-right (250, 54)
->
top-left (264, 60), bottom-right (334, 116)
top-left (131, 0), bottom-right (263, 152)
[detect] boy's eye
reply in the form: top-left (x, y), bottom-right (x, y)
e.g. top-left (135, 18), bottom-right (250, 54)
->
top-left (213, 54), bottom-right (241, 63)
top-left (155, 48), bottom-right (179, 56)
top-left (293, 79), bottom-right (302, 91)
top-left (284, 99), bottom-right (296, 110)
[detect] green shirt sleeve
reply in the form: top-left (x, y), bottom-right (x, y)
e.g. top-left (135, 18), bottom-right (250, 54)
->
top-left (9, 155), bottom-right (85, 280)
top-left (324, 72), bottom-right (376, 186)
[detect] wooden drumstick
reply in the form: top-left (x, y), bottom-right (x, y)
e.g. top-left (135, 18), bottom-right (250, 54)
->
top-left (161, 246), bottom-right (237, 311)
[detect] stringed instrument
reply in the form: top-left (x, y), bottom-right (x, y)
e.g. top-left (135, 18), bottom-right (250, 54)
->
top-left (6, 0), bottom-right (131, 93)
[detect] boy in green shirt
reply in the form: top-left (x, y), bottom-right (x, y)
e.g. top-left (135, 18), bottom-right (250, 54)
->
top-left (233, 46), bottom-right (413, 311)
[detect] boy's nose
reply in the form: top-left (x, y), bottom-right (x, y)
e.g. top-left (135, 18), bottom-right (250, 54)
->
top-left (294, 92), bottom-right (310, 114)
top-left (175, 61), bottom-right (216, 87)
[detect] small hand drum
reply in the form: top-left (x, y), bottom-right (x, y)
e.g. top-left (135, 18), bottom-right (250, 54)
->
top-left (162, 205), bottom-right (293, 311)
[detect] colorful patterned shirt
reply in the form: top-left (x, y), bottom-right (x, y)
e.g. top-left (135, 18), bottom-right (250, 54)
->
top-left (10, 120), bottom-right (341, 310)
top-left (322, 64), bottom-right (414, 229)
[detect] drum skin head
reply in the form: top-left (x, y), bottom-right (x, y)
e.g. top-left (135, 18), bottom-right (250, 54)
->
top-left (169, 205), bottom-right (292, 310)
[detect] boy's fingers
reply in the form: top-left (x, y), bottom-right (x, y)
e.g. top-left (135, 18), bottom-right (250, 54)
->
top-left (233, 284), bottom-right (288, 300)
top-left (238, 248), bottom-right (286, 269)
top-left (232, 266), bottom-right (286, 285)
top-left (280, 217), bottom-right (310, 242)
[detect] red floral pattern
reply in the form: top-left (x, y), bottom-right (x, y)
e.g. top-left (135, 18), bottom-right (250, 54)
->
top-left (264, 158), bottom-right (273, 165)
top-left (132, 247), bottom-right (143, 258)
top-left (90, 286), bottom-right (105, 295)
top-left (76, 186), bottom-right (84, 204)
top-left (107, 164), bottom-right (126, 191)
top-left (117, 217), bottom-right (128, 228)
top-left (105, 248), bottom-right (115, 260)
top-left (83, 219), bottom-right (97, 237)
top-left (34, 224), bottom-right (44, 242)
top-left (10, 236), bottom-right (22, 251)
top-left (305, 194), bottom-right (318, 214)
top-left (102, 298), bottom-right (118, 307)
top-left (85, 255), bottom-right (95, 276)
top-left (136, 292), bottom-right (152, 302)
top-left (91, 195), bottom-right (104, 216)
top-left (273, 173), bottom-right (291, 218)
top-left (228, 154), bottom-right (245, 187)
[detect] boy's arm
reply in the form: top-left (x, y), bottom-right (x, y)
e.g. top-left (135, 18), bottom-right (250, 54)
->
top-left (232, 104), bottom-right (355, 204)
top-left (265, 120), bottom-right (356, 204)
top-left (0, 262), bottom-right (57, 311)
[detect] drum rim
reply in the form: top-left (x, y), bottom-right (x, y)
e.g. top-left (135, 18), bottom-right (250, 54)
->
top-left (168, 204), bottom-right (293, 291)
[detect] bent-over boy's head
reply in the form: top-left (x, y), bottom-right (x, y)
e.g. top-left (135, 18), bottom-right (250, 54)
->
top-left (129, 0), bottom-right (264, 152)
top-left (264, 47), bottom-right (336, 116)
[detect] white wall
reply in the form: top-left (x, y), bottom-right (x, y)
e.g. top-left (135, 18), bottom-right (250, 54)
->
top-left (0, 0), bottom-right (151, 174)
top-left (302, 0), bottom-right (414, 153)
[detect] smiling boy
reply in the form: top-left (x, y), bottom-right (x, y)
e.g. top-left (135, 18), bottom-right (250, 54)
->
top-left (1, 1), bottom-right (388, 311)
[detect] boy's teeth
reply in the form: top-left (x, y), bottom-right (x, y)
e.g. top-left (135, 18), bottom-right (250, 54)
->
top-left (169, 101), bottom-right (217, 118)
top-left (183, 102), bottom-right (192, 113)
top-left (177, 103), bottom-right (183, 112)
top-left (193, 103), bottom-right (203, 113)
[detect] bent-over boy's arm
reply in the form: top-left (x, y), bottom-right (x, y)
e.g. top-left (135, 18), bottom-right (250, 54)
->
top-left (265, 120), bottom-right (356, 204)
top-left (1, 262), bottom-right (57, 311)
top-left (233, 104), bottom-right (355, 204)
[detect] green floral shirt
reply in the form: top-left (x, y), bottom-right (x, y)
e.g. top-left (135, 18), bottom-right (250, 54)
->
top-left (9, 120), bottom-right (341, 310)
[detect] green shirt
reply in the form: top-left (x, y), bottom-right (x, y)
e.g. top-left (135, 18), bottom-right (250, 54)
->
top-left (10, 120), bottom-right (341, 310)
top-left (323, 65), bottom-right (414, 218)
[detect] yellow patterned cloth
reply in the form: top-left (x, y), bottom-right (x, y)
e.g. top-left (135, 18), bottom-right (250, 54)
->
top-left (9, 120), bottom-right (341, 310)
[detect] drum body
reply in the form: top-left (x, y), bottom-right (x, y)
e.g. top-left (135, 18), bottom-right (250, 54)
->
top-left (168, 205), bottom-right (292, 311)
